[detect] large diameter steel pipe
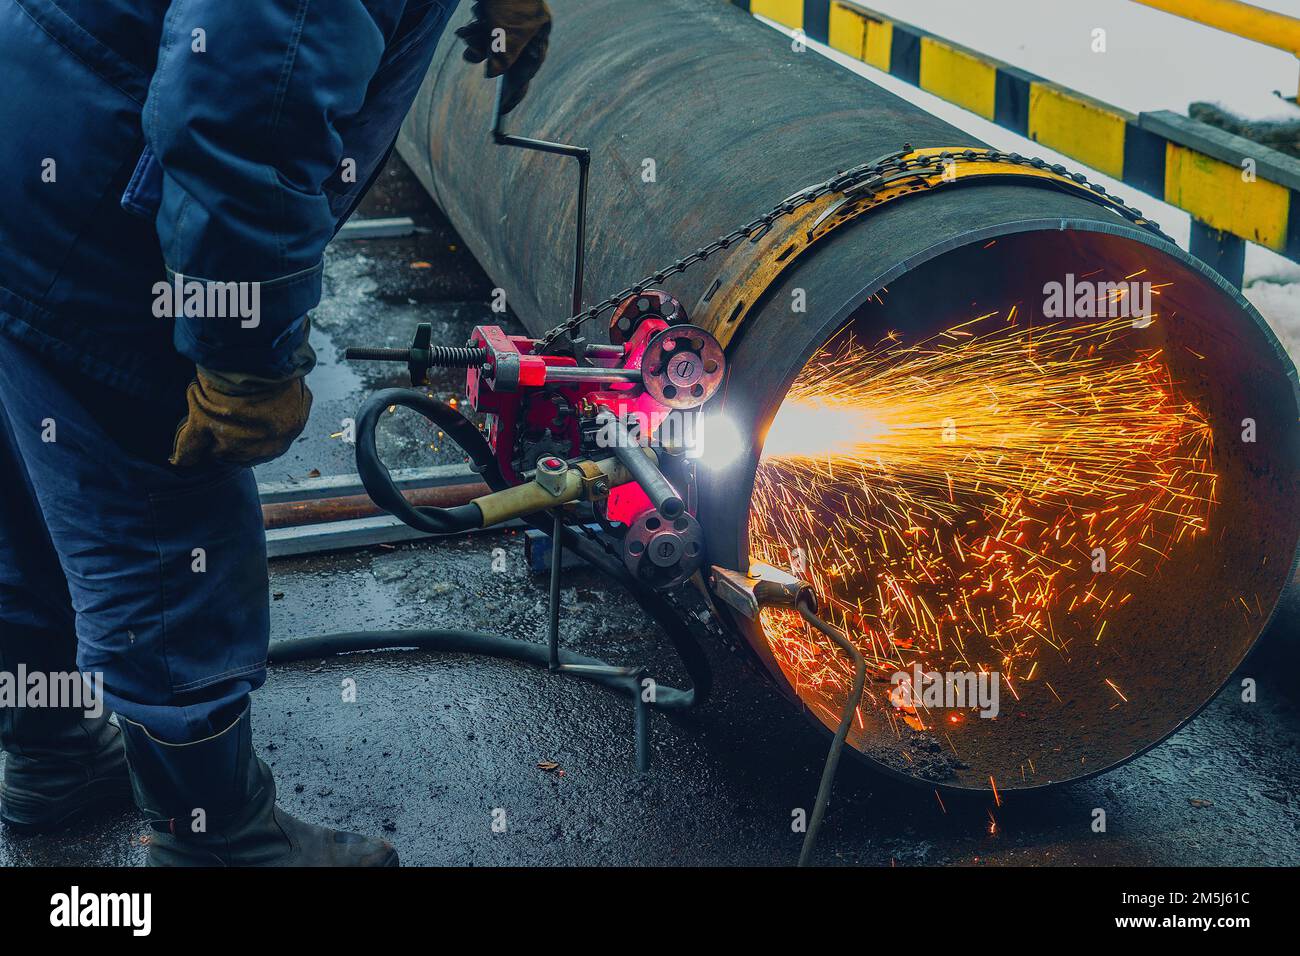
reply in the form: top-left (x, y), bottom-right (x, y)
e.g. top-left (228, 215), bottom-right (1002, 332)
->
top-left (398, 0), bottom-right (1300, 791)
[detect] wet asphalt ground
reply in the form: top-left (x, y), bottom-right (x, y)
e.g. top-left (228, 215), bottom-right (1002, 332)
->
top-left (2, 157), bottom-right (1297, 867)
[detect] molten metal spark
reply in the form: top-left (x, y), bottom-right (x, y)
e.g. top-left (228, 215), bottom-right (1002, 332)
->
top-left (750, 306), bottom-right (1217, 746)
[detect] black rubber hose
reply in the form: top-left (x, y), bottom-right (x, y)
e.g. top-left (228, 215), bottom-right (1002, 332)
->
top-left (268, 629), bottom-right (694, 709)
top-left (796, 601), bottom-right (867, 867)
top-left (354, 387), bottom-right (503, 534)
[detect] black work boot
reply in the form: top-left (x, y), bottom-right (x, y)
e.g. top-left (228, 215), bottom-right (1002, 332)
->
top-left (121, 704), bottom-right (399, 867)
top-left (0, 625), bottom-right (132, 832)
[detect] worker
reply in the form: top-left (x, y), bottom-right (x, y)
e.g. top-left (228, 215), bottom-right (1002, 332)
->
top-left (0, 0), bottom-right (549, 866)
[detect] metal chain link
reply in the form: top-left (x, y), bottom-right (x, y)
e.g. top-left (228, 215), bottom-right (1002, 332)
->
top-left (539, 147), bottom-right (1165, 351)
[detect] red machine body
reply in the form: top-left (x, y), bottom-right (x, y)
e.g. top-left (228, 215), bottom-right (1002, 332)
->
top-left (464, 318), bottom-right (672, 526)
top-left (346, 289), bottom-right (724, 586)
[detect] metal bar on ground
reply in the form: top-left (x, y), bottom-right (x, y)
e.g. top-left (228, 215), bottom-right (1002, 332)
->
top-left (336, 216), bottom-right (418, 240)
top-left (258, 463), bottom-right (481, 505)
top-left (265, 513), bottom-right (527, 559)
top-left (265, 515), bottom-right (432, 558)
top-left (261, 482), bottom-right (488, 530)
top-left (260, 466), bottom-right (508, 557)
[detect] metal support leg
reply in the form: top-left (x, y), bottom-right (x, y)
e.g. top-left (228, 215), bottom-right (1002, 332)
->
top-left (547, 511), bottom-right (563, 672)
top-left (632, 667), bottom-right (650, 773)
top-left (542, 513), bottom-right (654, 771)
top-left (558, 662), bottom-right (654, 772)
top-left (1190, 219), bottom-right (1246, 290)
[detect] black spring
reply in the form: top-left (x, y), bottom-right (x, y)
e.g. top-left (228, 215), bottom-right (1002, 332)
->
top-left (428, 346), bottom-right (490, 368)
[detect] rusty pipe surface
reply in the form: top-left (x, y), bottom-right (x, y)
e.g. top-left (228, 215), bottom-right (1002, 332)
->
top-left (397, 0), bottom-right (1300, 790)
top-left (262, 481), bottom-right (489, 530)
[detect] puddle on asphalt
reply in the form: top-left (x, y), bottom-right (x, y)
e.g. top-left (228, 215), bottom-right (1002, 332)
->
top-left (307, 321), bottom-right (366, 402)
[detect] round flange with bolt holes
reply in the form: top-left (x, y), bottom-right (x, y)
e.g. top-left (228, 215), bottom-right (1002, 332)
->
top-left (623, 510), bottom-right (705, 589)
top-left (640, 325), bottom-right (725, 409)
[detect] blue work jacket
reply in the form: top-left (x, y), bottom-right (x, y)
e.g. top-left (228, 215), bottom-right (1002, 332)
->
top-left (0, 0), bottom-right (458, 400)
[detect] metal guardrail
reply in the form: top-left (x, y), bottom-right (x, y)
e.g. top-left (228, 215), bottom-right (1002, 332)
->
top-left (1134, 0), bottom-right (1300, 55)
top-left (1132, 0), bottom-right (1300, 103)
top-left (735, 0), bottom-right (1300, 288)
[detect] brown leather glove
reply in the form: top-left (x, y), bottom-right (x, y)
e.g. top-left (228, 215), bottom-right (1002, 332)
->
top-left (170, 368), bottom-right (313, 468)
top-left (455, 0), bottom-right (552, 114)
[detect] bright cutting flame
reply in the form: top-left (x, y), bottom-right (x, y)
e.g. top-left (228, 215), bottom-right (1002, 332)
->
top-left (764, 397), bottom-right (889, 461)
top-left (750, 303), bottom-right (1218, 747)
top-left (697, 411), bottom-right (747, 470)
